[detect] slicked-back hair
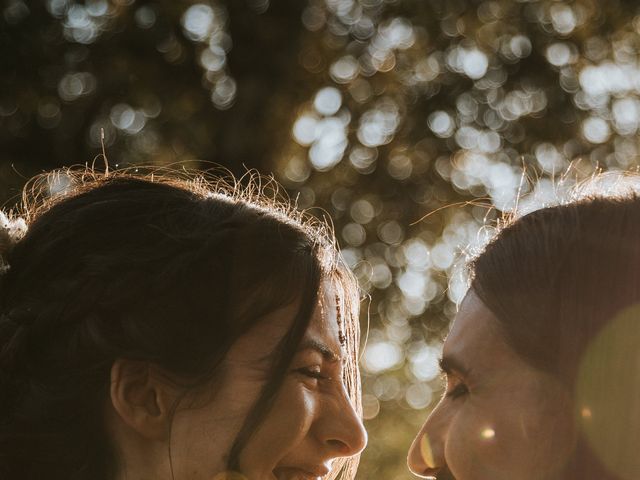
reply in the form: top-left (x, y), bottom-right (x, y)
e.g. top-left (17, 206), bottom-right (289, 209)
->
top-left (470, 190), bottom-right (640, 480)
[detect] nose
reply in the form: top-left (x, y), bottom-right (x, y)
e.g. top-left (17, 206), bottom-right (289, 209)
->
top-left (317, 386), bottom-right (368, 458)
top-left (407, 405), bottom-right (447, 477)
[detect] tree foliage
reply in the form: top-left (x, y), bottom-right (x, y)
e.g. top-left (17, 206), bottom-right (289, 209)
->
top-left (3, 0), bottom-right (640, 478)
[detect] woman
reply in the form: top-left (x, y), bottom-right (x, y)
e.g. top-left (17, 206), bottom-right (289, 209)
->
top-left (0, 168), bottom-right (367, 480)
top-left (408, 178), bottom-right (640, 480)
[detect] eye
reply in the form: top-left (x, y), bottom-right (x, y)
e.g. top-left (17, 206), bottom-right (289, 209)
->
top-left (445, 381), bottom-right (469, 400)
top-left (294, 366), bottom-right (328, 381)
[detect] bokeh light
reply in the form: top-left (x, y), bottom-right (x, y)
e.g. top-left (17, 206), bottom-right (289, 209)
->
top-left (4, 1), bottom-right (640, 479)
top-left (181, 2), bottom-right (235, 109)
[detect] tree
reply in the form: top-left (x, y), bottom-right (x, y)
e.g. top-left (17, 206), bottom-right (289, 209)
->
top-left (2, 0), bottom-right (640, 477)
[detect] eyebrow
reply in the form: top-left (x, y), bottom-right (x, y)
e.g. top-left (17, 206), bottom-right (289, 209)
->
top-left (296, 338), bottom-right (342, 363)
top-left (439, 354), bottom-right (472, 377)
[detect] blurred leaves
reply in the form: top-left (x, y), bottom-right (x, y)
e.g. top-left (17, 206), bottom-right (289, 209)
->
top-left (3, 0), bottom-right (640, 478)
top-left (0, 0), bottom-right (308, 199)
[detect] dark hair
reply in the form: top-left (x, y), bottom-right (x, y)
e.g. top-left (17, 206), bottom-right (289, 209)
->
top-left (470, 181), bottom-right (640, 480)
top-left (0, 169), bottom-right (362, 480)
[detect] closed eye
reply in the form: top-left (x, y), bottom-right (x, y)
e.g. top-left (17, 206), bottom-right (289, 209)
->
top-left (294, 366), bottom-right (329, 380)
top-left (445, 382), bottom-right (468, 400)
top-left (439, 354), bottom-right (470, 400)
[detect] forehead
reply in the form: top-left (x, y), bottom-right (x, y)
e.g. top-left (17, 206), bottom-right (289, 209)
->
top-left (443, 291), bottom-right (510, 369)
top-left (227, 285), bottom-right (343, 364)
top-left (303, 286), bottom-right (342, 352)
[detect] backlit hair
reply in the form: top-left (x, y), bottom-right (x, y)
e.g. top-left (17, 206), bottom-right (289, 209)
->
top-left (0, 167), bottom-right (362, 480)
top-left (470, 173), bottom-right (640, 479)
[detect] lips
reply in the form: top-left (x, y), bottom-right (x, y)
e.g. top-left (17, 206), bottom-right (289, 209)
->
top-left (272, 465), bottom-right (330, 480)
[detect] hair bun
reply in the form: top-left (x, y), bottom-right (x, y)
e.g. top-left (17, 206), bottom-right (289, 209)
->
top-left (0, 211), bottom-right (27, 273)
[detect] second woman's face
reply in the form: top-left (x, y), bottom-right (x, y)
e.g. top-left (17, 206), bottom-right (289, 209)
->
top-left (407, 291), bottom-right (575, 480)
top-left (168, 289), bottom-right (367, 480)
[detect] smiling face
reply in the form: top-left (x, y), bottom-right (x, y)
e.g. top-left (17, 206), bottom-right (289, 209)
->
top-left (407, 290), bottom-right (575, 480)
top-left (168, 286), bottom-right (367, 480)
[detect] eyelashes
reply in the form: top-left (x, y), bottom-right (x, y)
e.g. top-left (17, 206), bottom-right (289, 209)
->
top-left (445, 382), bottom-right (469, 399)
top-left (294, 366), bottom-right (329, 381)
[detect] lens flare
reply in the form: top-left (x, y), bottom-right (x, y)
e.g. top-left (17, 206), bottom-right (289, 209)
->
top-left (480, 427), bottom-right (495, 439)
top-left (575, 304), bottom-right (640, 480)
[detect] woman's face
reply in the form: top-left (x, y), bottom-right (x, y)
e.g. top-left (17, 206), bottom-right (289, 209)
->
top-left (169, 288), bottom-right (367, 480)
top-left (407, 291), bottom-right (575, 480)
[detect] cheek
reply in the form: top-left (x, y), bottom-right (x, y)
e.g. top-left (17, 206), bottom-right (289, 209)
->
top-left (496, 381), bottom-right (575, 475)
top-left (268, 381), bottom-right (317, 440)
top-left (240, 379), bottom-right (319, 469)
top-left (168, 404), bottom-right (243, 478)
top-left (446, 403), bottom-right (504, 480)
top-left (509, 392), bottom-right (575, 476)
top-left (168, 376), bottom-right (269, 478)
top-left (447, 405), bottom-right (540, 480)
top-left (447, 396), bottom-right (574, 480)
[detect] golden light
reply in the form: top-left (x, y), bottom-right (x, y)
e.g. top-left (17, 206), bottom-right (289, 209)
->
top-left (419, 433), bottom-right (436, 469)
top-left (480, 428), bottom-right (496, 440)
top-left (575, 304), bottom-right (640, 480)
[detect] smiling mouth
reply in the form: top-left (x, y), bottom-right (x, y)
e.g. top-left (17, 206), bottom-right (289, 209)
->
top-left (272, 466), bottom-right (328, 480)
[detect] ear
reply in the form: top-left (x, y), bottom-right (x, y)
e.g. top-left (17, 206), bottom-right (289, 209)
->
top-left (109, 358), bottom-right (179, 440)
